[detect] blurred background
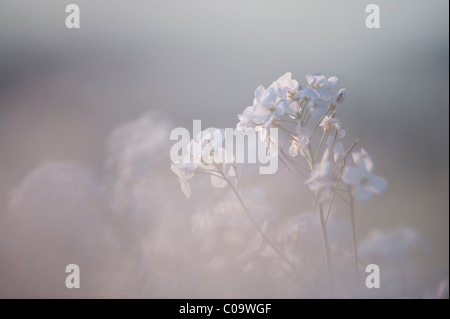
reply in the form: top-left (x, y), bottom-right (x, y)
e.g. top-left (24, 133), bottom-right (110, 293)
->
top-left (0, 0), bottom-right (448, 298)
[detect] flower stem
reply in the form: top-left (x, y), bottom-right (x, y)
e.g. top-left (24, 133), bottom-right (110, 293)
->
top-left (311, 110), bottom-right (330, 137)
top-left (348, 186), bottom-right (359, 295)
top-left (325, 159), bottom-right (346, 224)
top-left (221, 171), bottom-right (313, 290)
top-left (314, 131), bottom-right (327, 164)
top-left (331, 139), bottom-right (358, 175)
top-left (317, 204), bottom-right (334, 295)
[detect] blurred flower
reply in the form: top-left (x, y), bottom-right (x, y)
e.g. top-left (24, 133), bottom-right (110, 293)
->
top-left (320, 114), bottom-right (345, 138)
top-left (269, 72), bottom-right (302, 114)
top-left (333, 88), bottom-right (346, 106)
top-left (300, 72), bottom-right (338, 118)
top-left (352, 148), bottom-right (373, 172)
top-left (326, 135), bottom-right (344, 162)
top-left (342, 149), bottom-right (387, 201)
top-left (253, 86), bottom-right (285, 127)
top-left (171, 160), bottom-right (197, 198)
top-left (171, 129), bottom-right (236, 197)
top-left (237, 106), bottom-right (258, 131)
top-left (360, 226), bottom-right (433, 268)
top-left (289, 123), bottom-right (311, 158)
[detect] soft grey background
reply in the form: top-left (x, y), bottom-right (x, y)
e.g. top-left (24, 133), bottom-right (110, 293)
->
top-left (0, 0), bottom-right (448, 297)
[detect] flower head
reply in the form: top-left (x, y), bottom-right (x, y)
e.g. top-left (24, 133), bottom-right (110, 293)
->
top-left (333, 88), bottom-right (346, 106)
top-left (171, 160), bottom-right (197, 198)
top-left (269, 72), bottom-right (302, 114)
top-left (289, 123), bottom-right (311, 158)
top-left (342, 149), bottom-right (387, 201)
top-left (326, 135), bottom-right (344, 162)
top-left (299, 72), bottom-right (339, 118)
top-left (320, 114), bottom-right (345, 138)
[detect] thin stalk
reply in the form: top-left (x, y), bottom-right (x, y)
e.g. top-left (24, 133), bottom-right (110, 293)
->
top-left (331, 139), bottom-right (359, 175)
top-left (311, 110), bottom-right (330, 137)
top-left (314, 131), bottom-right (327, 163)
top-left (348, 186), bottom-right (359, 295)
top-left (317, 204), bottom-right (334, 294)
top-left (325, 159), bottom-right (346, 224)
top-left (280, 148), bottom-right (309, 174)
top-left (304, 144), bottom-right (313, 170)
top-left (219, 169), bottom-right (312, 290)
top-left (304, 112), bottom-right (312, 126)
top-left (278, 119), bottom-right (297, 125)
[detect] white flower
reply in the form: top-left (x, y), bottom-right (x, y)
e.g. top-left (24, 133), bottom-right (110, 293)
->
top-left (269, 72), bottom-right (302, 114)
top-left (352, 148), bottom-right (373, 172)
top-left (320, 115), bottom-right (345, 138)
top-left (253, 85), bottom-right (277, 106)
top-left (171, 131), bottom-right (236, 197)
top-left (300, 72), bottom-right (338, 118)
top-left (289, 140), bottom-right (300, 157)
top-left (171, 160), bottom-right (197, 198)
top-left (342, 149), bottom-right (387, 201)
top-left (306, 73), bottom-right (337, 89)
top-left (252, 86), bottom-right (286, 127)
top-left (195, 129), bottom-right (224, 164)
top-left (237, 106), bottom-right (258, 131)
top-left (333, 88), bottom-right (346, 106)
top-left (289, 123), bottom-right (311, 158)
top-left (209, 147), bottom-right (236, 188)
top-left (326, 135), bottom-right (344, 162)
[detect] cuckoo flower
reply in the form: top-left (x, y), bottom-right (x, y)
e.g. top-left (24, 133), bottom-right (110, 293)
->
top-left (342, 149), bottom-right (387, 201)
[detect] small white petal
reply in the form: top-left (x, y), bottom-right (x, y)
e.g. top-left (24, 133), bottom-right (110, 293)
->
top-left (306, 72), bottom-right (324, 86)
top-left (254, 85), bottom-right (266, 102)
top-left (289, 141), bottom-right (299, 157)
top-left (333, 88), bottom-right (346, 105)
top-left (277, 72), bottom-right (292, 83)
top-left (315, 86), bottom-right (332, 101)
top-left (333, 142), bottom-right (345, 162)
top-left (210, 174), bottom-right (227, 188)
top-left (355, 186), bottom-right (372, 201)
top-left (276, 100), bottom-right (289, 115)
top-left (342, 166), bottom-right (361, 185)
top-left (300, 87), bottom-right (319, 100)
top-left (327, 76), bottom-right (338, 88)
top-left (368, 175), bottom-right (387, 194)
top-left (261, 87), bottom-right (277, 106)
top-left (181, 182), bottom-right (191, 198)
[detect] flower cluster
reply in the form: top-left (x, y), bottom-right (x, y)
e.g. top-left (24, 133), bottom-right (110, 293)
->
top-left (171, 72), bottom-right (387, 295)
top-left (171, 130), bottom-right (235, 198)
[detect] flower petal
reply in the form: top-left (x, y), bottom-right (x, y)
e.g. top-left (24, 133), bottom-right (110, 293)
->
top-left (342, 166), bottom-right (361, 185)
top-left (368, 175), bottom-right (387, 194)
top-left (315, 86), bottom-right (332, 101)
top-left (355, 186), bottom-right (372, 201)
top-left (210, 174), bottom-right (227, 188)
top-left (254, 85), bottom-right (266, 103)
top-left (289, 140), bottom-right (299, 157)
top-left (181, 181), bottom-right (191, 198)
